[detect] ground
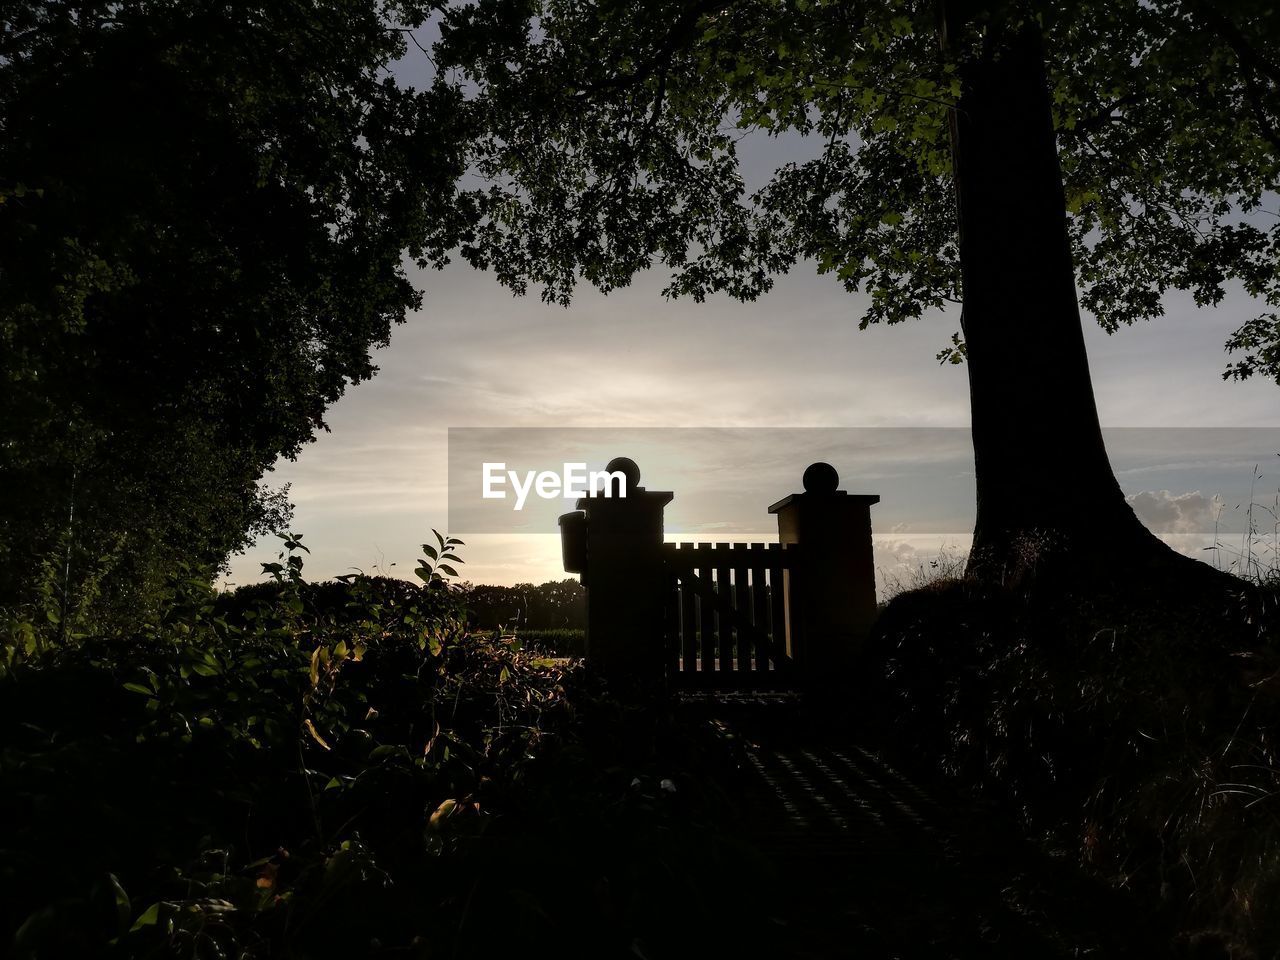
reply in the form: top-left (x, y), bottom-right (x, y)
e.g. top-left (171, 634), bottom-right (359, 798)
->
top-left (687, 694), bottom-right (1172, 960)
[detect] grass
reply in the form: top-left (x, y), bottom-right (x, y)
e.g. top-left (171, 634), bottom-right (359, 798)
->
top-left (1209, 464), bottom-right (1280, 586)
top-left (863, 469), bottom-right (1280, 955)
top-left (512, 627), bottom-right (586, 657)
top-left (878, 544), bottom-right (969, 602)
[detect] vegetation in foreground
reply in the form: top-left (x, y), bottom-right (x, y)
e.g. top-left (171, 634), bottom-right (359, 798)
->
top-left (9, 526), bottom-right (1280, 959)
top-left (1, 535), bottom-right (761, 959)
top-left (865, 558), bottom-right (1280, 958)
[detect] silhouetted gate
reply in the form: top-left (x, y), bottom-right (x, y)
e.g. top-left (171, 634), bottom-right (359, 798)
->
top-left (663, 542), bottom-right (798, 689)
top-left (559, 458), bottom-right (878, 694)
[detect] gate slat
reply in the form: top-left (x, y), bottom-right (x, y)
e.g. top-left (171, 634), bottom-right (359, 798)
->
top-left (769, 544), bottom-right (787, 670)
top-left (714, 543), bottom-right (733, 673)
top-left (698, 543), bottom-right (716, 675)
top-left (732, 543), bottom-right (752, 674)
top-left (679, 543), bottom-right (697, 674)
top-left (750, 542), bottom-right (768, 671)
top-left (666, 573), bottom-right (680, 680)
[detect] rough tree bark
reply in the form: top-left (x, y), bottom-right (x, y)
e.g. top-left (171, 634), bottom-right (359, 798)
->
top-left (941, 9), bottom-right (1205, 584)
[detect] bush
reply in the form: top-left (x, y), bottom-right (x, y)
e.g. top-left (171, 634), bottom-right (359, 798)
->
top-left (1, 538), bottom-right (766, 959)
top-left (861, 572), bottom-right (1280, 956)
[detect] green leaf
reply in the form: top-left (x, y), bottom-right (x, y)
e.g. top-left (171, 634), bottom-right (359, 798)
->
top-left (429, 798), bottom-right (458, 831)
top-left (130, 903), bottom-right (162, 932)
top-left (123, 682), bottom-right (153, 695)
top-left (107, 873), bottom-right (131, 932)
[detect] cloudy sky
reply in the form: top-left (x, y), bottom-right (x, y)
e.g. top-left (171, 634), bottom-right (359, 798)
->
top-left (223, 253), bottom-right (1280, 590)
top-left (222, 30), bottom-right (1280, 591)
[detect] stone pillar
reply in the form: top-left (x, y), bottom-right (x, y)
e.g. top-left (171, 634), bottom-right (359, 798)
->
top-left (768, 462), bottom-right (879, 695)
top-left (563, 457), bottom-right (672, 690)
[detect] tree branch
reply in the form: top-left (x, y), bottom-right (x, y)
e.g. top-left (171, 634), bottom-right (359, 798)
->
top-left (1192, 3), bottom-right (1280, 151)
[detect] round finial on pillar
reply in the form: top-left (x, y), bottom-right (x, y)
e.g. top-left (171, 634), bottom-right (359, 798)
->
top-left (606, 456), bottom-right (641, 491)
top-left (802, 461), bottom-right (839, 494)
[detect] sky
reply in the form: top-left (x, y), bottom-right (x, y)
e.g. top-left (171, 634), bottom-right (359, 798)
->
top-left (222, 25), bottom-right (1280, 591)
top-left (223, 255), bottom-right (1280, 591)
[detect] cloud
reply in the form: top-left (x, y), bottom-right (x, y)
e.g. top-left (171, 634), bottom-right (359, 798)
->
top-left (1127, 489), bottom-right (1223, 534)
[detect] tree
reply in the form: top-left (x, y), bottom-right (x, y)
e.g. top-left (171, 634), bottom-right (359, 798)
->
top-left (429, 0), bottom-right (1280, 581)
top-left (1, 0), bottom-right (467, 623)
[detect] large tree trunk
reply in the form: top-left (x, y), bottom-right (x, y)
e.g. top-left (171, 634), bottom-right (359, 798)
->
top-left (942, 11), bottom-right (1193, 583)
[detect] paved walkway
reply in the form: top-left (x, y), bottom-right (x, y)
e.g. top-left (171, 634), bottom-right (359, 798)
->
top-left (696, 700), bottom-right (1159, 959)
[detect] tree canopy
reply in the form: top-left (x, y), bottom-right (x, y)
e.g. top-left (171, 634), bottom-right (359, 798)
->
top-left (432, 0), bottom-right (1280, 375)
top-left (422, 0), bottom-right (1280, 577)
top-left (1, 0), bottom-right (466, 622)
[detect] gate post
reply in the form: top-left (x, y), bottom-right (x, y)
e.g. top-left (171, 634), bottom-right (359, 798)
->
top-left (559, 457), bottom-right (672, 691)
top-left (769, 463), bottom-right (879, 696)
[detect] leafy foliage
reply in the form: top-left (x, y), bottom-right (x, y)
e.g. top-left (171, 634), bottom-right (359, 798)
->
top-left (415, 529), bottom-right (467, 585)
top-left (1, 536), bottom-right (764, 959)
top-left (0, 0), bottom-right (469, 623)
top-left (864, 573), bottom-right (1280, 954)
top-left (431, 0), bottom-right (1280, 371)
top-left (460, 579), bottom-right (585, 632)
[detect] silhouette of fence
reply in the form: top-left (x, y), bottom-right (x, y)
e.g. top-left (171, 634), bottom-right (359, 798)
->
top-left (559, 459), bottom-right (878, 696)
top-left (664, 542), bottom-right (797, 688)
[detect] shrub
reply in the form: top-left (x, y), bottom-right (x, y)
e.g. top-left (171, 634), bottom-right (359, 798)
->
top-left (862, 572), bottom-right (1280, 955)
top-left (1, 534), bottom-right (763, 959)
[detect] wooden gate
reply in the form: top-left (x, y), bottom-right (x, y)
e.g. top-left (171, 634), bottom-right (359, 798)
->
top-left (663, 542), bottom-right (799, 689)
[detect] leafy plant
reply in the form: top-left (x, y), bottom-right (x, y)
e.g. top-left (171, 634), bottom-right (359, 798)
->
top-left (414, 529), bottom-right (466, 587)
top-left (2, 528), bottom-right (762, 959)
top-left (865, 570), bottom-right (1280, 955)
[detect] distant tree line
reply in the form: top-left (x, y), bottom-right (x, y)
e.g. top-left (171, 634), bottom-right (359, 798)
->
top-left (218, 576), bottom-right (585, 635)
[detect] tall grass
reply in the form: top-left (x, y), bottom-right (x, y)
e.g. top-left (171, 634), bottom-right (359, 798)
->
top-left (878, 544), bottom-right (968, 602)
top-left (864, 466), bottom-right (1280, 955)
top-left (1209, 463), bottom-right (1280, 586)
